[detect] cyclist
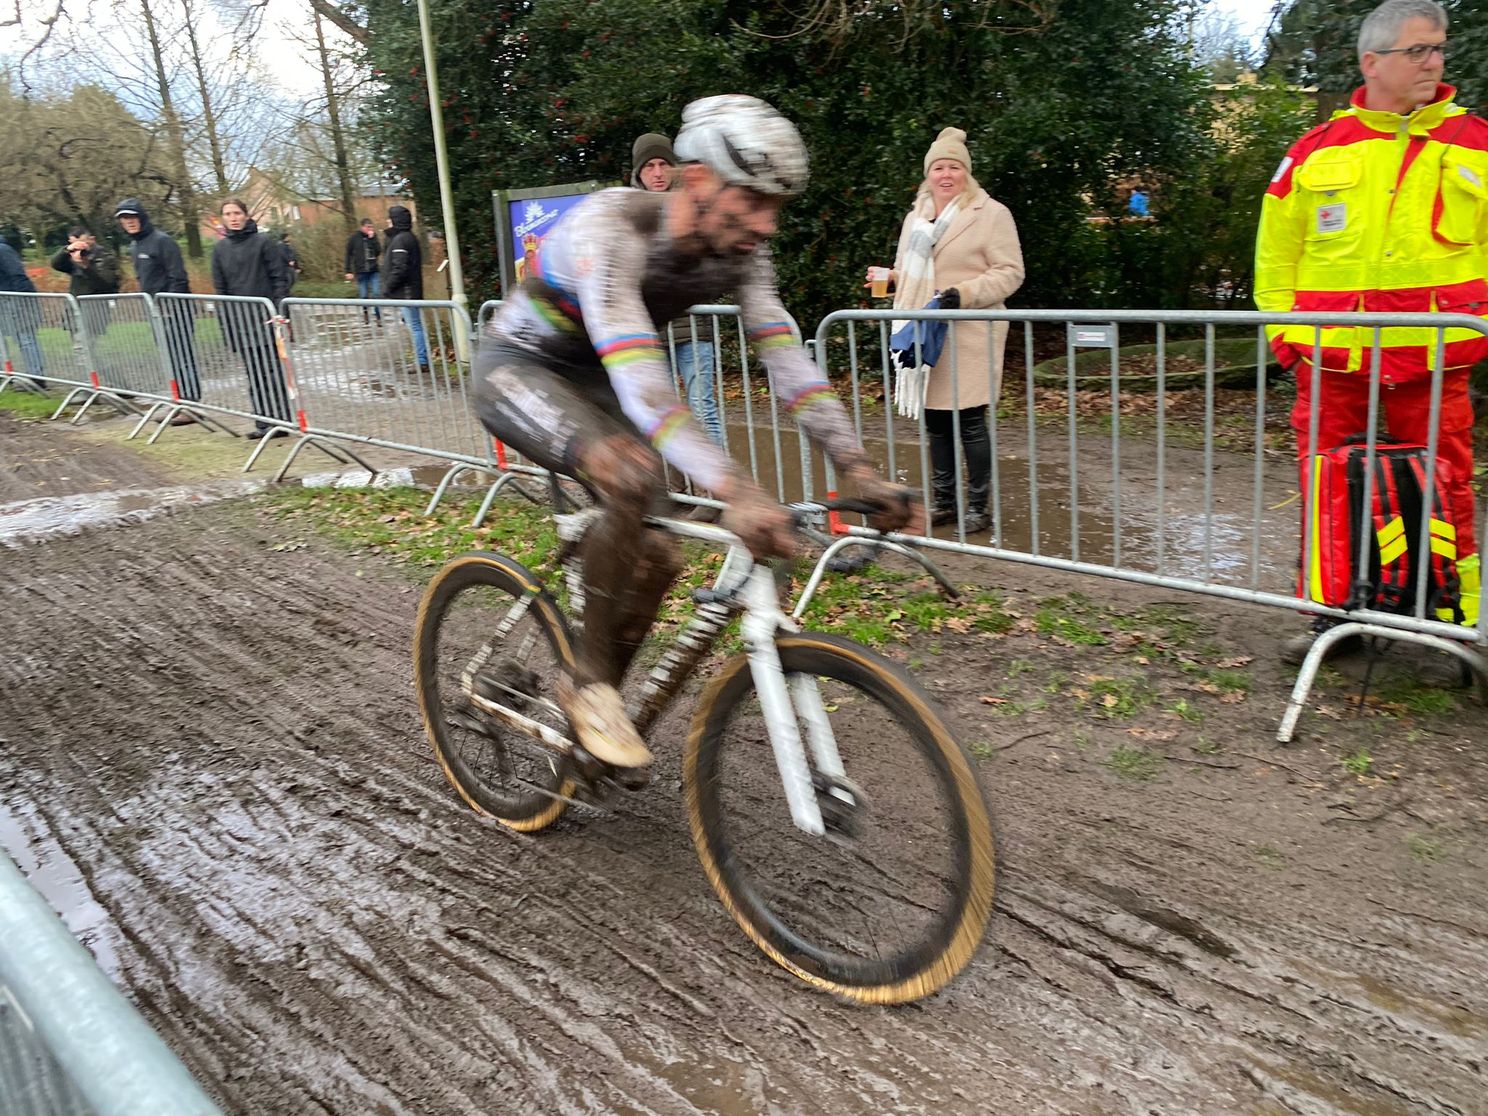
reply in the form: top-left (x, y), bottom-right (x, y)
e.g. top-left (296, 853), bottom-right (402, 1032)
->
top-left (473, 95), bottom-right (919, 770)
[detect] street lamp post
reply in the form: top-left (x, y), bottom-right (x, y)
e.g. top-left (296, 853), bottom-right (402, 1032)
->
top-left (416, 0), bottom-right (470, 358)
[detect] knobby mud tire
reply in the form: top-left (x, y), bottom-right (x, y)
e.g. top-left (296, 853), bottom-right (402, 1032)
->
top-left (414, 552), bottom-right (575, 833)
top-left (683, 633), bottom-right (996, 1004)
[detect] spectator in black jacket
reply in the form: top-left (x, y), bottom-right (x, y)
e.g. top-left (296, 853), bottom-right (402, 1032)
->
top-left (0, 239), bottom-right (46, 388)
top-left (212, 198), bottom-right (292, 439)
top-left (277, 231), bottom-right (302, 292)
top-left (115, 197), bottom-right (200, 403)
top-left (344, 218), bottom-right (382, 324)
top-left (50, 227), bottom-right (120, 340)
top-left (381, 205), bottom-right (429, 372)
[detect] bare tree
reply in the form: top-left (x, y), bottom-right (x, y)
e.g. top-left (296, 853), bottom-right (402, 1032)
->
top-left (139, 0), bottom-right (203, 256)
top-left (181, 0), bottom-right (230, 195)
top-left (314, 9), bottom-right (357, 234)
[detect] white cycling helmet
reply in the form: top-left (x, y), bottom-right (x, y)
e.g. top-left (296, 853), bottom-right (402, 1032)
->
top-left (674, 95), bottom-right (809, 198)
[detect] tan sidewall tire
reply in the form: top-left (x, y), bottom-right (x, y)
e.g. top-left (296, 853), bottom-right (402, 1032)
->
top-left (682, 633), bottom-right (995, 1003)
top-left (413, 552), bottom-right (575, 833)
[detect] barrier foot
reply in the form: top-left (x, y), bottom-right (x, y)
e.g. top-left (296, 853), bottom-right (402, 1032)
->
top-left (471, 472), bottom-right (531, 527)
top-left (127, 401), bottom-right (169, 440)
top-left (50, 387), bottom-right (90, 421)
top-left (268, 434), bottom-right (379, 484)
top-left (72, 393), bottom-right (103, 424)
top-left (0, 374), bottom-right (44, 396)
top-left (1277, 622), bottom-right (1488, 744)
top-left (789, 535), bottom-right (952, 620)
top-left (179, 407), bottom-right (237, 437)
top-left (426, 463), bottom-right (497, 517)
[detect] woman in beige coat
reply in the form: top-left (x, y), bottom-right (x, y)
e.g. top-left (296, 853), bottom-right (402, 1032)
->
top-left (870, 127), bottom-right (1024, 531)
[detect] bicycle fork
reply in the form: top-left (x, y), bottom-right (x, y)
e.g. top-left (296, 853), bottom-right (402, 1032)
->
top-left (740, 569), bottom-right (846, 836)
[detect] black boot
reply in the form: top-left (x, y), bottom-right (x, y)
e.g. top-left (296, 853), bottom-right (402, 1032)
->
top-left (960, 408), bottom-right (992, 532)
top-left (926, 413), bottom-right (960, 525)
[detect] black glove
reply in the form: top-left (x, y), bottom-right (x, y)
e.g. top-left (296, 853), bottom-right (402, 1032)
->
top-left (938, 288), bottom-right (961, 310)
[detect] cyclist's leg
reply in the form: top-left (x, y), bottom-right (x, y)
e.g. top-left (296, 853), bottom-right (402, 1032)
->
top-left (473, 346), bottom-right (681, 764)
top-left (571, 435), bottom-right (684, 688)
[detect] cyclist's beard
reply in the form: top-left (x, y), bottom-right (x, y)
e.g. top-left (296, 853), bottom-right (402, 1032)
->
top-left (688, 191), bottom-right (756, 258)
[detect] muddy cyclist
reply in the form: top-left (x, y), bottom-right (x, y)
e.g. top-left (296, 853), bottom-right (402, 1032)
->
top-left (472, 94), bottom-right (920, 771)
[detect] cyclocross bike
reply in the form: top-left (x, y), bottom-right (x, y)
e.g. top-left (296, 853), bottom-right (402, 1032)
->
top-left (413, 490), bottom-right (996, 1003)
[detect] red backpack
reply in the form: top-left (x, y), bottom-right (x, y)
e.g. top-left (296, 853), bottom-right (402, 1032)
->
top-left (1301, 437), bottom-right (1464, 621)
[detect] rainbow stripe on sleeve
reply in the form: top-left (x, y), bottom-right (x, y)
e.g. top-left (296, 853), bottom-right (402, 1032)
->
top-left (782, 382), bottom-right (837, 413)
top-left (747, 321), bottom-right (797, 350)
top-left (647, 405), bottom-right (693, 450)
top-left (596, 333), bottom-right (665, 370)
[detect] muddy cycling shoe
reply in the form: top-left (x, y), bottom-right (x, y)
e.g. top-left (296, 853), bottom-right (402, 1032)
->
top-left (1280, 619), bottom-right (1362, 666)
top-left (556, 676), bottom-right (653, 768)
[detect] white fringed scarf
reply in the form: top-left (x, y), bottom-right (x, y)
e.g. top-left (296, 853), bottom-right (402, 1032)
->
top-left (891, 192), bottom-right (960, 419)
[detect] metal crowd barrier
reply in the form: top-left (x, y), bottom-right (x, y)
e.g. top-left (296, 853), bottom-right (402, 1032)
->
top-left (0, 291), bottom-right (92, 400)
top-left (278, 297), bottom-right (484, 484)
top-left (125, 294), bottom-right (288, 447)
top-left (63, 292), bottom-right (168, 420)
top-left (809, 306), bottom-right (1487, 741)
top-left (11, 288), bottom-right (1484, 742)
top-left (0, 852), bottom-right (221, 1114)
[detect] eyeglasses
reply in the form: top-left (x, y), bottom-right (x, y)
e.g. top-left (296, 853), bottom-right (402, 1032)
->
top-left (1374, 42), bottom-right (1447, 63)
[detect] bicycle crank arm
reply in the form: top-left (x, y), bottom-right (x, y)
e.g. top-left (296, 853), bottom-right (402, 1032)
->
top-left (469, 693), bottom-right (576, 755)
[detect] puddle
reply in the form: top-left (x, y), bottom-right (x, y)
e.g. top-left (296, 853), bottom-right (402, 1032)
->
top-left (0, 801), bottom-right (122, 981)
top-left (0, 479), bottom-right (271, 547)
top-left (0, 466), bottom-right (482, 546)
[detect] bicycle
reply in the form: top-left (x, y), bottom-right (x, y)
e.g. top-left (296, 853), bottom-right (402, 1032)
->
top-left (412, 490), bottom-right (996, 1003)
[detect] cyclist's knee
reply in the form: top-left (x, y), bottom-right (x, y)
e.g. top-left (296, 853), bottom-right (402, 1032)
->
top-left (580, 435), bottom-right (663, 512)
top-left (642, 529), bottom-right (684, 580)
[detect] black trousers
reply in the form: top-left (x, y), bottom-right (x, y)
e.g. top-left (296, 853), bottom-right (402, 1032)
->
top-left (241, 340), bottom-right (292, 426)
top-left (925, 406), bottom-right (991, 512)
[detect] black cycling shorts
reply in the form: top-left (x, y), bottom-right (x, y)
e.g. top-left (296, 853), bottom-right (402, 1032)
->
top-left (472, 342), bottom-right (655, 482)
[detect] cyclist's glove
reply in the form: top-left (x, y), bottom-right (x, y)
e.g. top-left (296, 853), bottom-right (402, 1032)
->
top-left (856, 477), bottom-right (920, 534)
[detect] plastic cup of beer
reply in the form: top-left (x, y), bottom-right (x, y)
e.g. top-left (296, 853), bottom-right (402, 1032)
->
top-left (869, 266), bottom-right (890, 298)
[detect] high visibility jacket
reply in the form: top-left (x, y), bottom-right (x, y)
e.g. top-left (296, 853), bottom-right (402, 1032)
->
top-left (1255, 84), bottom-right (1488, 383)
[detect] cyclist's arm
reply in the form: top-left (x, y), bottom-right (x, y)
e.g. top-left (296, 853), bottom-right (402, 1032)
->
top-left (738, 249), bottom-right (873, 481)
top-left (574, 218), bottom-right (741, 494)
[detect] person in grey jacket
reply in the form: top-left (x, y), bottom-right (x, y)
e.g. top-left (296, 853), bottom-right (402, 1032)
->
top-left (115, 197), bottom-right (200, 403)
top-left (0, 239), bottom-right (46, 388)
top-left (381, 205), bottom-right (429, 372)
top-left (50, 227), bottom-right (120, 340)
top-left (212, 198), bottom-right (292, 438)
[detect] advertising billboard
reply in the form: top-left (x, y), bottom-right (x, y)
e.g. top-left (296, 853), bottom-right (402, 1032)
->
top-left (492, 181), bottom-right (609, 299)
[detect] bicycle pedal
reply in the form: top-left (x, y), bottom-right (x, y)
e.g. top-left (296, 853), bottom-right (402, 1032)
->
top-left (612, 766), bottom-right (652, 792)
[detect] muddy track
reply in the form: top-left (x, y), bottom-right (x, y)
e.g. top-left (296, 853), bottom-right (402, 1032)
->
top-left (0, 414), bottom-right (177, 503)
top-left (1, 451), bottom-right (1486, 1113)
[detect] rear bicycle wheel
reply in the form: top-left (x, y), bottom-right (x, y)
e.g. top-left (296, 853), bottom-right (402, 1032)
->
top-left (414, 552), bottom-right (576, 832)
top-left (684, 633), bottom-right (995, 1003)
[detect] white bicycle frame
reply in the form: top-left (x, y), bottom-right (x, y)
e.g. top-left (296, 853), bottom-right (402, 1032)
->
top-left (658, 514), bottom-right (847, 836)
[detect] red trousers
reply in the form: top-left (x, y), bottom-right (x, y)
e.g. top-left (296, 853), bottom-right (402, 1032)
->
top-left (1291, 366), bottom-right (1478, 558)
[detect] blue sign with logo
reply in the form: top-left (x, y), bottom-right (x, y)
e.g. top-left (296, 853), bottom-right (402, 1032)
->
top-left (494, 180), bottom-right (608, 296)
top-left (508, 192), bottom-right (592, 283)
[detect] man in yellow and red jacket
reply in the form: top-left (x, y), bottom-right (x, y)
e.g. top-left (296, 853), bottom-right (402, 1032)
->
top-left (1256, 0), bottom-right (1485, 659)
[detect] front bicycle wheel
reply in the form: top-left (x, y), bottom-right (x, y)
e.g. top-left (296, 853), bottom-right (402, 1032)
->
top-left (684, 633), bottom-right (995, 1003)
top-left (414, 552), bottom-right (576, 832)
